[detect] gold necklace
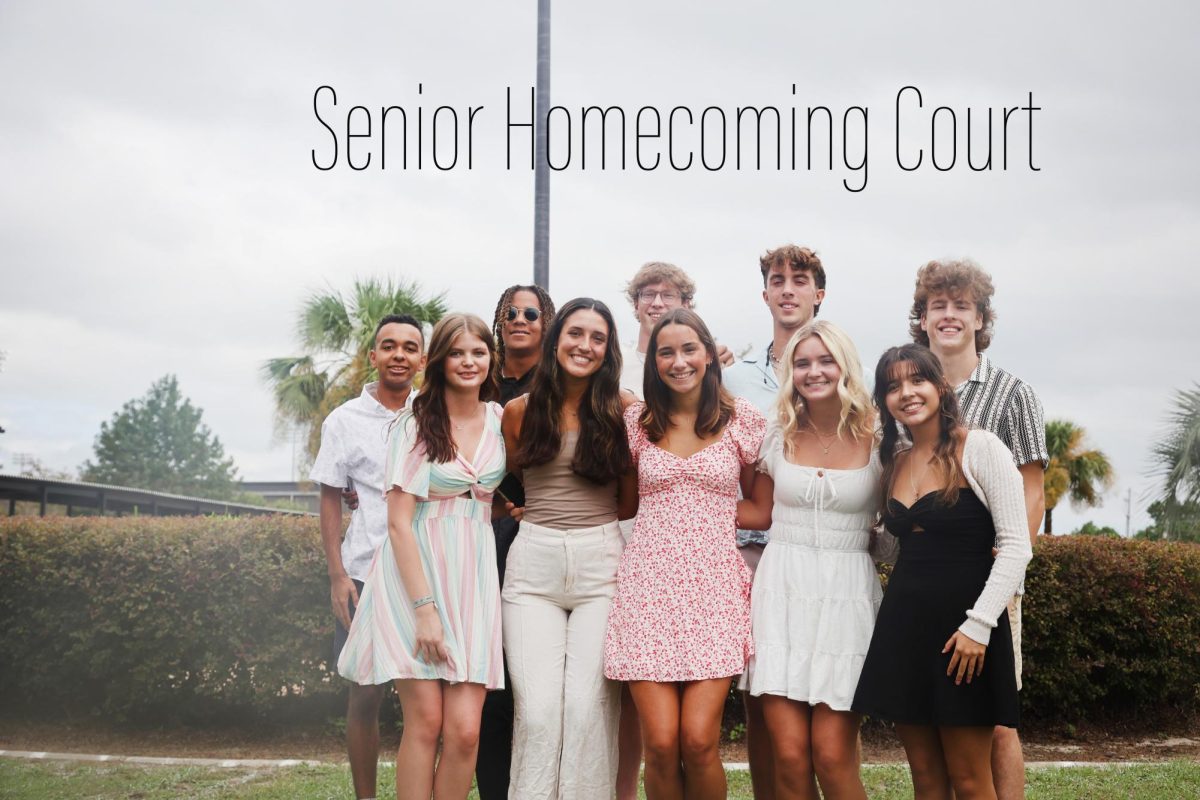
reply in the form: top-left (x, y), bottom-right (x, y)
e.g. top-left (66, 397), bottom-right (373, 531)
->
top-left (806, 422), bottom-right (839, 456)
top-left (907, 450), bottom-right (934, 500)
top-left (452, 405), bottom-right (483, 431)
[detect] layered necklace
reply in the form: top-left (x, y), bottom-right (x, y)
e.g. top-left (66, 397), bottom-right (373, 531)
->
top-left (806, 421), bottom-right (839, 456)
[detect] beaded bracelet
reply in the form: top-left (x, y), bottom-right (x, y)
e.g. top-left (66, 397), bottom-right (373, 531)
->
top-left (412, 595), bottom-right (436, 610)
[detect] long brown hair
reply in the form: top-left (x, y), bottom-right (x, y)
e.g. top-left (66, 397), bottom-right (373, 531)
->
top-left (517, 298), bottom-right (631, 483)
top-left (640, 308), bottom-right (735, 442)
top-left (412, 313), bottom-right (498, 463)
top-left (873, 344), bottom-right (965, 514)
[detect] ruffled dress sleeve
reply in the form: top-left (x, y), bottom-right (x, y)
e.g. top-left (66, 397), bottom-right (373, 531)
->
top-left (624, 401), bottom-right (647, 467)
top-left (383, 410), bottom-right (431, 500)
top-left (731, 398), bottom-right (767, 466)
top-left (757, 419), bottom-right (783, 478)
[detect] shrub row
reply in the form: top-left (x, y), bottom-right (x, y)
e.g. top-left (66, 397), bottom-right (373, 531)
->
top-left (0, 516), bottom-right (338, 724)
top-left (1021, 534), bottom-right (1200, 722)
top-left (1, 518), bottom-right (1198, 725)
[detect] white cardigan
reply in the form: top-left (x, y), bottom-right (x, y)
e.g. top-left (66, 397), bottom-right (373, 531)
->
top-left (957, 429), bottom-right (1034, 645)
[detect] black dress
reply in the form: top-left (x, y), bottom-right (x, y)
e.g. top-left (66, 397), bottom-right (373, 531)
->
top-left (852, 488), bottom-right (1020, 728)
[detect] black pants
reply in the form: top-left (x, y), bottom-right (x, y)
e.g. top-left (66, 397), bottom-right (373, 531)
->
top-left (476, 516), bottom-right (518, 800)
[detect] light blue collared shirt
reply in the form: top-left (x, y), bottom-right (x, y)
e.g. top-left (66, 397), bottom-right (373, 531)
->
top-left (722, 343), bottom-right (778, 547)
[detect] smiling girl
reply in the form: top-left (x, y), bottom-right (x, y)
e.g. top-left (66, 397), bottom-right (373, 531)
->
top-left (736, 320), bottom-right (881, 800)
top-left (500, 297), bottom-right (636, 799)
top-left (605, 307), bottom-right (766, 800)
top-left (338, 313), bottom-right (505, 800)
top-left (852, 344), bottom-right (1032, 800)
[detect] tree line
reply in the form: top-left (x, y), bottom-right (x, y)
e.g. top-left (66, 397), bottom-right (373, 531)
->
top-left (43, 278), bottom-right (1198, 538)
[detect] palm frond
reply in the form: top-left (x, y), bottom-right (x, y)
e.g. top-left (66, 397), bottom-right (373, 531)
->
top-left (264, 274), bottom-right (445, 465)
top-left (1067, 449), bottom-right (1115, 508)
top-left (260, 356), bottom-right (311, 384)
top-left (1043, 418), bottom-right (1113, 514)
top-left (1045, 419), bottom-right (1077, 461)
top-left (1044, 463), bottom-right (1069, 510)
top-left (301, 289), bottom-right (353, 353)
top-left (1150, 383), bottom-right (1200, 506)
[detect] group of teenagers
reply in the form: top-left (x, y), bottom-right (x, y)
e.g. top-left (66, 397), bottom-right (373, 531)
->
top-left (312, 246), bottom-right (1049, 800)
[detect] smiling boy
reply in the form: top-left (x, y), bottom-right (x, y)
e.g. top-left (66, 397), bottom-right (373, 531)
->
top-left (310, 314), bottom-right (426, 800)
top-left (723, 245), bottom-right (827, 413)
top-left (620, 261), bottom-right (733, 397)
top-left (910, 259), bottom-right (1048, 800)
top-left (722, 244), bottom-right (828, 800)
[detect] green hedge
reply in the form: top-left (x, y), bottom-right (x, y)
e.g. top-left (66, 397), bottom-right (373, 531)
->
top-left (1, 518), bottom-right (1198, 726)
top-left (0, 516), bottom-right (337, 724)
top-left (1021, 535), bottom-right (1200, 722)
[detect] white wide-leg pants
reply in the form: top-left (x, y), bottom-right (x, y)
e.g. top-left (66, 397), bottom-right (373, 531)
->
top-left (502, 519), bottom-right (623, 800)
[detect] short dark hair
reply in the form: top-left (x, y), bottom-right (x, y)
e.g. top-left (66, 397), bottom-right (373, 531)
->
top-left (373, 314), bottom-right (425, 348)
top-left (759, 245), bottom-right (827, 316)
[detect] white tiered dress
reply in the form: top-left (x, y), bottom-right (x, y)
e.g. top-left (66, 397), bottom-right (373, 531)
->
top-left (742, 422), bottom-right (886, 711)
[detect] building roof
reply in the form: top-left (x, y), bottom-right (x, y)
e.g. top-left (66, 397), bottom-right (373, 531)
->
top-left (0, 473), bottom-right (314, 517)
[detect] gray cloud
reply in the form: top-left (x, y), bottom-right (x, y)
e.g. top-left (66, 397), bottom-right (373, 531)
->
top-left (2, 1), bottom-right (1197, 536)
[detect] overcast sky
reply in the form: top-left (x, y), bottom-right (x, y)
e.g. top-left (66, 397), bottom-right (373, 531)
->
top-left (2, 2), bottom-right (1197, 534)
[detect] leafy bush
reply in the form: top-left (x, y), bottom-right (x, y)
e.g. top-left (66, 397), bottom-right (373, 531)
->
top-left (0, 516), bottom-right (338, 724)
top-left (1021, 535), bottom-right (1200, 722)
top-left (1, 519), bottom-right (1198, 727)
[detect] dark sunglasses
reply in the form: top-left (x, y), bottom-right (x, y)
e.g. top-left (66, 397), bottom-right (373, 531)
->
top-left (506, 306), bottom-right (541, 323)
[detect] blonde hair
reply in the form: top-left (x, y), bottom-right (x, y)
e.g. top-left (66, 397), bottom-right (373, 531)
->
top-left (773, 320), bottom-right (874, 457)
top-left (625, 262), bottom-right (696, 309)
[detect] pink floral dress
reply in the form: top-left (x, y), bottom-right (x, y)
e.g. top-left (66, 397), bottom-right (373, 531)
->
top-left (604, 398), bottom-right (766, 682)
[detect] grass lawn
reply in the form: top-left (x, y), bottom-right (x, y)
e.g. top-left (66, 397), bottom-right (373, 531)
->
top-left (3, 760), bottom-right (1200, 798)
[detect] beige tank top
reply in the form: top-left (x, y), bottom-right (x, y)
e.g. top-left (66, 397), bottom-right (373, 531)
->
top-left (523, 429), bottom-right (618, 529)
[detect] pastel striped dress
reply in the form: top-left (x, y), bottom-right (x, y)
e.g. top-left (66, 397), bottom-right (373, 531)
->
top-left (338, 402), bottom-right (506, 689)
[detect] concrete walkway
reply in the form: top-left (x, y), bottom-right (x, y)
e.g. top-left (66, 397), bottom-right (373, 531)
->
top-left (0, 749), bottom-right (1155, 770)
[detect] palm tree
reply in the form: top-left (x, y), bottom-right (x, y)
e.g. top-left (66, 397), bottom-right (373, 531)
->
top-left (1043, 419), bottom-right (1114, 534)
top-left (1149, 383), bottom-right (1200, 537)
top-left (262, 278), bottom-right (446, 467)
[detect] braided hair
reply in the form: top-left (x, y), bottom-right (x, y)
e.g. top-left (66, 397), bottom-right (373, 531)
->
top-left (491, 284), bottom-right (556, 373)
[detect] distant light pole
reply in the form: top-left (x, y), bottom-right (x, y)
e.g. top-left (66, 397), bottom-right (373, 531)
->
top-left (533, 0), bottom-right (550, 290)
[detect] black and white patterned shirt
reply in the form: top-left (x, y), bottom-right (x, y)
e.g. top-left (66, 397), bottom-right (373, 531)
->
top-left (955, 355), bottom-right (1048, 469)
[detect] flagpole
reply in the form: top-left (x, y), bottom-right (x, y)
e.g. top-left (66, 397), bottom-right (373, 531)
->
top-left (533, 0), bottom-right (550, 290)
